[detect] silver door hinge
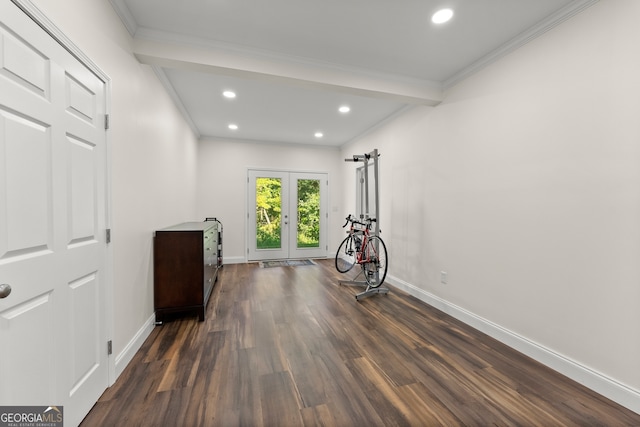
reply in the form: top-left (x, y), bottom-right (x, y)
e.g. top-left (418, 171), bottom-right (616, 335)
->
top-left (106, 228), bottom-right (111, 244)
top-left (107, 340), bottom-right (113, 355)
top-left (105, 114), bottom-right (110, 130)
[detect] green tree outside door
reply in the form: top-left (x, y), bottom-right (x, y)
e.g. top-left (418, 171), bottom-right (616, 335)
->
top-left (296, 179), bottom-right (320, 248)
top-left (255, 177), bottom-right (320, 249)
top-left (256, 177), bottom-right (282, 249)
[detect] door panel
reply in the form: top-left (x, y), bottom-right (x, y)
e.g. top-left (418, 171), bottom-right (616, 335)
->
top-left (68, 135), bottom-right (97, 243)
top-left (0, 6), bottom-right (59, 407)
top-left (68, 272), bottom-right (100, 396)
top-left (1, 108), bottom-right (51, 254)
top-left (62, 53), bottom-right (108, 426)
top-left (1, 25), bottom-right (49, 98)
top-left (66, 72), bottom-right (96, 123)
top-left (0, 2), bottom-right (109, 425)
top-left (0, 291), bottom-right (56, 404)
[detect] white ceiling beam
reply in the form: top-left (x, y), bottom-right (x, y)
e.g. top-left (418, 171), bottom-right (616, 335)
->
top-left (132, 36), bottom-right (443, 106)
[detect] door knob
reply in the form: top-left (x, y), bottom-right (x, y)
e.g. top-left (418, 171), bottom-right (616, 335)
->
top-left (0, 284), bottom-right (11, 299)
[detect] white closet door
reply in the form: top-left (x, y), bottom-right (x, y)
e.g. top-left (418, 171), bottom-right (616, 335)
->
top-left (0, 2), bottom-right (109, 425)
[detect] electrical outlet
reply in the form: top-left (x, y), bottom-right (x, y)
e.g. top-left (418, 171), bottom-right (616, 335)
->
top-left (440, 271), bottom-right (448, 285)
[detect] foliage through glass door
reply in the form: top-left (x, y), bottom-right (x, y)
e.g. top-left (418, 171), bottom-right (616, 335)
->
top-left (296, 179), bottom-right (320, 248)
top-left (256, 177), bottom-right (282, 249)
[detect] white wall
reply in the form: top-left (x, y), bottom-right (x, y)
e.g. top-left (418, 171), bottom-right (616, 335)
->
top-left (343, 0), bottom-right (640, 411)
top-left (197, 138), bottom-right (344, 262)
top-left (29, 0), bottom-right (200, 367)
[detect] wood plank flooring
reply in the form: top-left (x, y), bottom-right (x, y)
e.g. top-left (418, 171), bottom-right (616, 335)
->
top-left (81, 260), bottom-right (640, 426)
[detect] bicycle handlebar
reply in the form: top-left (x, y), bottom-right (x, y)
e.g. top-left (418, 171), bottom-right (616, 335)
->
top-left (342, 214), bottom-right (376, 228)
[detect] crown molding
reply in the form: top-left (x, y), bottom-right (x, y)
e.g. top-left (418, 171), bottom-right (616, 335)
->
top-left (150, 66), bottom-right (201, 138)
top-left (108, 0), bottom-right (138, 37)
top-left (444, 0), bottom-right (600, 89)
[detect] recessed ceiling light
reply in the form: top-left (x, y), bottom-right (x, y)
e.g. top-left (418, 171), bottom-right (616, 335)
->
top-left (314, 132), bottom-right (323, 138)
top-left (339, 105), bottom-right (350, 114)
top-left (228, 123), bottom-right (238, 130)
top-left (223, 90), bottom-right (236, 99)
top-left (432, 8), bottom-right (454, 24)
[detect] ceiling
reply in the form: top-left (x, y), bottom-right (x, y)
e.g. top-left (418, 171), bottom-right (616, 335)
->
top-left (109, 0), bottom-right (596, 147)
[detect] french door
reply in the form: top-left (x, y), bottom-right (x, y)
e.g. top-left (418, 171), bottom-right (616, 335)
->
top-left (248, 170), bottom-right (327, 261)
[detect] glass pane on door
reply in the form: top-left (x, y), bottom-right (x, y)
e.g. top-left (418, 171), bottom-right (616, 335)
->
top-left (256, 177), bottom-right (282, 249)
top-left (296, 179), bottom-right (320, 248)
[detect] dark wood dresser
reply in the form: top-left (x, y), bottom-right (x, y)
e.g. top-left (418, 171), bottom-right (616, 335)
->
top-left (153, 221), bottom-right (219, 322)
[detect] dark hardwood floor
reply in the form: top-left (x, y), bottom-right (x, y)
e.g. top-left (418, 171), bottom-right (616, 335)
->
top-left (82, 260), bottom-right (640, 426)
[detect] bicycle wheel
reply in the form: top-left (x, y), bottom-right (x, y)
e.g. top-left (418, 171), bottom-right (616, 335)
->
top-left (335, 235), bottom-right (356, 273)
top-left (362, 236), bottom-right (388, 288)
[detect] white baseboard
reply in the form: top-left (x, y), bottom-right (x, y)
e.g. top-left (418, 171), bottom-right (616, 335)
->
top-left (387, 274), bottom-right (640, 415)
top-left (112, 312), bottom-right (156, 383)
top-left (223, 256), bottom-right (247, 265)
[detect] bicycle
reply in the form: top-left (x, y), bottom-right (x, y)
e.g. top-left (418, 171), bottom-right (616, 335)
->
top-left (335, 215), bottom-right (388, 288)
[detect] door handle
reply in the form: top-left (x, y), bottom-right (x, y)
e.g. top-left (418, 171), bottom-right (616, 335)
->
top-left (0, 284), bottom-right (11, 299)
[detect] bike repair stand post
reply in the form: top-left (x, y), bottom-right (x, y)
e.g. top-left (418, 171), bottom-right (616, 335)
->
top-left (340, 149), bottom-right (389, 300)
